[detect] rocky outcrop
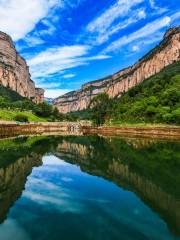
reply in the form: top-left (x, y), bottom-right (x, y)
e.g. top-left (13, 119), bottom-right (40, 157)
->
top-left (54, 27), bottom-right (180, 113)
top-left (0, 31), bottom-right (44, 103)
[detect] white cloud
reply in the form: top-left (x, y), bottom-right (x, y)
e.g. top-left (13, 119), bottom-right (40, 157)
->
top-left (149, 0), bottom-right (155, 8)
top-left (27, 45), bottom-right (111, 79)
top-left (104, 16), bottom-right (171, 53)
top-left (86, 0), bottom-right (144, 44)
top-left (24, 35), bottom-right (45, 46)
top-left (29, 45), bottom-right (89, 66)
top-left (44, 89), bottom-right (70, 98)
top-left (95, 8), bottom-right (147, 44)
top-left (0, 0), bottom-right (60, 41)
top-left (37, 82), bottom-right (61, 89)
top-left (171, 12), bottom-right (180, 22)
top-left (132, 45), bottom-right (140, 52)
top-left (63, 74), bottom-right (76, 79)
top-left (149, 0), bottom-right (168, 16)
top-left (39, 19), bottom-right (57, 36)
top-left (87, 0), bottom-right (143, 33)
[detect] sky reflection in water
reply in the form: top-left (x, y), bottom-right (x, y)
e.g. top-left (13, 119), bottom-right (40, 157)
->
top-left (0, 136), bottom-right (179, 240)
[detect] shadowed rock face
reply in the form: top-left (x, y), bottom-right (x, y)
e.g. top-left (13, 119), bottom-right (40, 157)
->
top-left (0, 136), bottom-right (51, 222)
top-left (54, 27), bottom-right (180, 113)
top-left (0, 153), bottom-right (42, 223)
top-left (0, 31), bottom-right (44, 103)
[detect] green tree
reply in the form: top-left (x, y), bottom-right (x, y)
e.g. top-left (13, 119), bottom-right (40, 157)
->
top-left (34, 102), bottom-right (53, 118)
top-left (90, 93), bottom-right (112, 126)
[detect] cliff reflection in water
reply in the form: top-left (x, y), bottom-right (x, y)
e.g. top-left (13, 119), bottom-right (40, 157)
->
top-left (0, 135), bottom-right (179, 236)
top-left (0, 136), bottom-right (51, 222)
top-left (54, 136), bottom-right (180, 236)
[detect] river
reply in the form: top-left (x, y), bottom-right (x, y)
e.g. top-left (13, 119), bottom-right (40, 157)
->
top-left (0, 135), bottom-right (179, 240)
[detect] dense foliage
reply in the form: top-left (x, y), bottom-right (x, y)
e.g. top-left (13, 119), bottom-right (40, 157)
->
top-left (110, 62), bottom-right (180, 125)
top-left (0, 85), bottom-right (67, 122)
top-left (89, 93), bottom-right (112, 125)
top-left (68, 61), bottom-right (180, 125)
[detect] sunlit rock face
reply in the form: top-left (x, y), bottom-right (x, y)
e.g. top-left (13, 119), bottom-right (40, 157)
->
top-left (54, 27), bottom-right (180, 113)
top-left (0, 31), bottom-right (44, 103)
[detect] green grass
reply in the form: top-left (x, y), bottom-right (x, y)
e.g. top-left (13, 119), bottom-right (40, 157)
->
top-left (0, 109), bottom-right (47, 122)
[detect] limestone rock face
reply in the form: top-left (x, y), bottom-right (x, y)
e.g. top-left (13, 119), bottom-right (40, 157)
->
top-left (0, 31), bottom-right (44, 103)
top-left (54, 27), bottom-right (180, 113)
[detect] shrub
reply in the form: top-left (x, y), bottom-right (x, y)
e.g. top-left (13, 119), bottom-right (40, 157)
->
top-left (34, 102), bottom-right (53, 117)
top-left (171, 108), bottom-right (180, 124)
top-left (146, 105), bottom-right (157, 117)
top-left (14, 114), bottom-right (29, 123)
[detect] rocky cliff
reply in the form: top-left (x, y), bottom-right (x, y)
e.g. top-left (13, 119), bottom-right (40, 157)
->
top-left (0, 31), bottom-right (44, 103)
top-left (54, 27), bottom-right (180, 113)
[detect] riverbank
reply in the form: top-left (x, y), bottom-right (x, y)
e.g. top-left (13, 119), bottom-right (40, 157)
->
top-left (0, 121), bottom-right (180, 139)
top-left (82, 125), bottom-right (180, 139)
top-left (0, 122), bottom-right (82, 137)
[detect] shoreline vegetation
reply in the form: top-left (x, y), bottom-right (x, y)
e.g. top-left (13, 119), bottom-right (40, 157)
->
top-left (0, 61), bottom-right (179, 132)
top-left (0, 121), bottom-right (180, 139)
top-left (67, 61), bottom-right (180, 126)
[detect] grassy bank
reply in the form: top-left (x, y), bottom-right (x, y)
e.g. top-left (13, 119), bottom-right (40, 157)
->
top-left (0, 109), bottom-right (47, 122)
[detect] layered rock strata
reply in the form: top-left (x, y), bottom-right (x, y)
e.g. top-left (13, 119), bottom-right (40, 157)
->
top-left (0, 31), bottom-right (44, 103)
top-left (54, 27), bottom-right (180, 113)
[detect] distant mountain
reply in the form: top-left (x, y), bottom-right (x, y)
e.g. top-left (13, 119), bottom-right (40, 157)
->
top-left (44, 98), bottom-right (54, 105)
top-left (64, 60), bottom-right (180, 125)
top-left (54, 27), bottom-right (180, 113)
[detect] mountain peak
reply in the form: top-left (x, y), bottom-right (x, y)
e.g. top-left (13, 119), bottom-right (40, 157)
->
top-left (164, 26), bottom-right (180, 39)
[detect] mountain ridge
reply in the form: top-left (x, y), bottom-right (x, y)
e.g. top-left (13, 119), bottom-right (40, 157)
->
top-left (54, 26), bottom-right (180, 113)
top-left (0, 31), bottom-right (44, 104)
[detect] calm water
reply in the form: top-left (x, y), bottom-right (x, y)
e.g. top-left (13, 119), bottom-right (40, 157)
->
top-left (0, 135), bottom-right (179, 240)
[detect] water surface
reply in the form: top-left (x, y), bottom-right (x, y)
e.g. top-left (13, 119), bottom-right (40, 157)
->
top-left (0, 135), bottom-right (179, 240)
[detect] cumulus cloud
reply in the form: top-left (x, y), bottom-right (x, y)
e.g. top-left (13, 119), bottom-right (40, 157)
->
top-left (104, 16), bottom-right (171, 53)
top-left (86, 0), bottom-right (144, 44)
top-left (44, 89), bottom-right (71, 98)
top-left (94, 9), bottom-right (147, 44)
top-left (63, 74), bottom-right (76, 79)
top-left (37, 82), bottom-right (61, 89)
top-left (87, 0), bottom-right (143, 33)
top-left (27, 45), bottom-right (110, 79)
top-left (0, 0), bottom-right (60, 41)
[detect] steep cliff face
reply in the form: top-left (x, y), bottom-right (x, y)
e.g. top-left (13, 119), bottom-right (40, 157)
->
top-left (54, 27), bottom-right (180, 113)
top-left (0, 31), bottom-right (44, 103)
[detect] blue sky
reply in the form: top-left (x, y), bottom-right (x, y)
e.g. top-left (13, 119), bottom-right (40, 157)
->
top-left (0, 0), bottom-right (180, 98)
